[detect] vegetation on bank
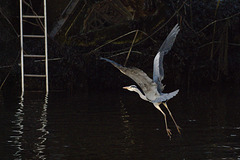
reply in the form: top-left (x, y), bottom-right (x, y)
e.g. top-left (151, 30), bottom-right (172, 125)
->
top-left (0, 0), bottom-right (240, 91)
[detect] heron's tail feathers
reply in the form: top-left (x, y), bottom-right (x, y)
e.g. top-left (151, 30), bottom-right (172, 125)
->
top-left (153, 89), bottom-right (179, 103)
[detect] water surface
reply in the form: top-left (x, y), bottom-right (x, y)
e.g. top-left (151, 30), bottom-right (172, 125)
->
top-left (0, 86), bottom-right (240, 160)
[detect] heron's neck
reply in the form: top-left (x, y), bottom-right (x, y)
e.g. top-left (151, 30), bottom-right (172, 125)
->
top-left (133, 88), bottom-right (148, 101)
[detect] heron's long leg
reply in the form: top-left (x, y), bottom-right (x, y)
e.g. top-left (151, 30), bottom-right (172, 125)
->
top-left (163, 102), bottom-right (181, 134)
top-left (154, 104), bottom-right (172, 138)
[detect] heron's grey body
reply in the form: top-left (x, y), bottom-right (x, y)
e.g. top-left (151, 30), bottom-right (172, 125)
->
top-left (101, 24), bottom-right (181, 138)
top-left (100, 58), bottom-right (179, 103)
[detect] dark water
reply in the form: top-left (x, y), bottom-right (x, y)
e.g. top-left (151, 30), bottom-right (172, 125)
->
top-left (0, 86), bottom-right (240, 160)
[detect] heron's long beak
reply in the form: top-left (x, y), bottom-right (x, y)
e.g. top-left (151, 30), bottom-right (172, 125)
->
top-left (123, 86), bottom-right (129, 89)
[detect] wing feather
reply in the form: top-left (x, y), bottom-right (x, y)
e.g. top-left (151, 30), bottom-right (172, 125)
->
top-left (153, 24), bottom-right (180, 93)
top-left (100, 57), bottom-right (158, 96)
top-left (152, 89), bottom-right (179, 103)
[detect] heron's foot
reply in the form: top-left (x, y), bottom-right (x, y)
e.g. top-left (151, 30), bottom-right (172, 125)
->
top-left (176, 125), bottom-right (182, 134)
top-left (166, 128), bottom-right (172, 138)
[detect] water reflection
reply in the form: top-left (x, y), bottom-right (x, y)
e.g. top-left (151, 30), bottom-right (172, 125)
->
top-left (35, 93), bottom-right (49, 159)
top-left (119, 99), bottom-right (135, 155)
top-left (9, 94), bottom-right (24, 159)
top-left (9, 92), bottom-right (49, 160)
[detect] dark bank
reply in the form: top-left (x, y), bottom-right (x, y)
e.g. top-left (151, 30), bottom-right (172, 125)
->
top-left (0, 0), bottom-right (240, 91)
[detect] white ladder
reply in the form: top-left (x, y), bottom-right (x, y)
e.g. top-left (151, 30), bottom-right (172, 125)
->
top-left (20, 0), bottom-right (49, 93)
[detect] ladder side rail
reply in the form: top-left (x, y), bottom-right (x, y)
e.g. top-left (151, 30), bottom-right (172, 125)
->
top-left (44, 0), bottom-right (49, 93)
top-left (20, 0), bottom-right (24, 93)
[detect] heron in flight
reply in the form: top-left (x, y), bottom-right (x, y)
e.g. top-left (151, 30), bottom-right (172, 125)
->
top-left (101, 24), bottom-right (180, 138)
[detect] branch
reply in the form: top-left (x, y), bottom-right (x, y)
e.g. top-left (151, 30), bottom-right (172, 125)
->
top-left (106, 51), bottom-right (142, 59)
top-left (87, 30), bottom-right (138, 55)
top-left (0, 7), bottom-right (19, 37)
top-left (199, 41), bottom-right (240, 48)
top-left (0, 52), bottom-right (20, 90)
top-left (198, 12), bottom-right (240, 33)
top-left (23, 0), bottom-right (45, 31)
top-left (145, 0), bottom-right (188, 40)
top-left (124, 30), bottom-right (139, 66)
top-left (0, 65), bottom-right (13, 69)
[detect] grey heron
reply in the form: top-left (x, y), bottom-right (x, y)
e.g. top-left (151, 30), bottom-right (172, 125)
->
top-left (101, 24), bottom-right (180, 138)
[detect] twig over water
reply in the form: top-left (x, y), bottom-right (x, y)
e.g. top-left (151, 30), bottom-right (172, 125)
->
top-left (124, 30), bottom-right (139, 66)
top-left (198, 12), bottom-right (240, 33)
top-left (0, 7), bottom-right (19, 37)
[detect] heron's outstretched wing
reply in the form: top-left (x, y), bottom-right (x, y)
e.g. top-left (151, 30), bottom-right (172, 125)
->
top-left (101, 57), bottom-right (158, 95)
top-left (153, 24), bottom-right (180, 93)
top-left (152, 89), bottom-right (179, 103)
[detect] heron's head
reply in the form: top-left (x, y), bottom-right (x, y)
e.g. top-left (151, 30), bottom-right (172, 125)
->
top-left (122, 85), bottom-right (138, 91)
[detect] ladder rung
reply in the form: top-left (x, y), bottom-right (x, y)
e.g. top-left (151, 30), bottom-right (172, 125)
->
top-left (24, 74), bottom-right (46, 78)
top-left (22, 15), bottom-right (45, 18)
top-left (24, 55), bottom-right (45, 58)
top-left (23, 35), bottom-right (45, 38)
